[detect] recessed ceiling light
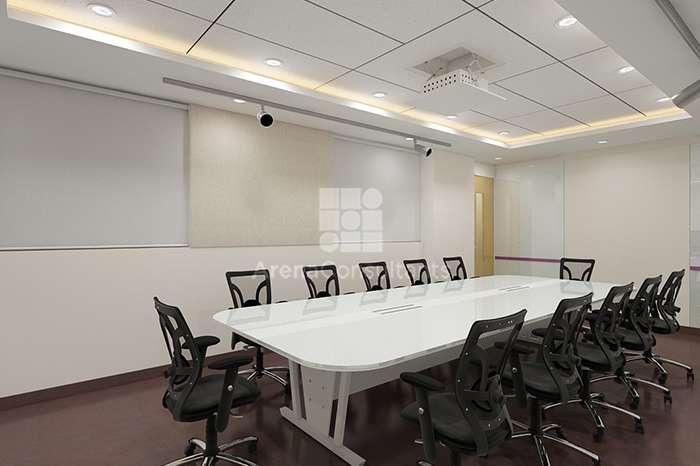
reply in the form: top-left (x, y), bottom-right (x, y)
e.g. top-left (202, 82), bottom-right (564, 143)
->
top-left (232, 98), bottom-right (246, 104)
top-left (498, 131), bottom-right (510, 136)
top-left (88, 3), bottom-right (115, 17)
top-left (495, 157), bottom-right (502, 160)
top-left (598, 140), bottom-right (608, 144)
top-left (617, 66), bottom-right (635, 74)
top-left (406, 137), bottom-right (414, 141)
top-left (656, 97), bottom-right (671, 103)
top-left (264, 58), bottom-right (283, 67)
top-left (446, 115), bottom-right (458, 120)
top-left (528, 165), bottom-right (535, 168)
top-left (372, 92), bottom-right (387, 98)
top-left (556, 15), bottom-right (577, 28)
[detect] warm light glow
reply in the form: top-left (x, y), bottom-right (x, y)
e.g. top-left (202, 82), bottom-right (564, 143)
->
top-left (498, 131), bottom-right (510, 136)
top-left (446, 115), bottom-right (458, 120)
top-left (372, 92), bottom-right (387, 98)
top-left (264, 58), bottom-right (283, 67)
top-left (233, 98), bottom-right (245, 104)
top-left (617, 66), bottom-right (635, 74)
top-left (556, 15), bottom-right (577, 28)
top-left (88, 4), bottom-right (115, 17)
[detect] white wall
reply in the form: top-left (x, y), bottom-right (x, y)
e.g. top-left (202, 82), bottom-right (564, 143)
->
top-left (565, 144), bottom-right (690, 325)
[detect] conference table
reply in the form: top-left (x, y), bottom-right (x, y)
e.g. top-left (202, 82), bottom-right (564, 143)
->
top-left (213, 275), bottom-right (617, 466)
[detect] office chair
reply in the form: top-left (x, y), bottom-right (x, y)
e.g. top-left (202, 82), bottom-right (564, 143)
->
top-left (443, 256), bottom-right (468, 281)
top-left (594, 275), bottom-right (672, 407)
top-left (404, 259), bottom-right (431, 285)
top-left (503, 293), bottom-right (602, 466)
top-left (542, 283), bottom-right (644, 441)
top-left (302, 264), bottom-right (340, 298)
top-left (154, 297), bottom-right (261, 466)
top-left (625, 270), bottom-right (694, 382)
top-left (560, 258), bottom-right (595, 281)
top-left (226, 270), bottom-right (290, 394)
top-left (400, 309), bottom-right (527, 466)
top-left (359, 261), bottom-right (391, 291)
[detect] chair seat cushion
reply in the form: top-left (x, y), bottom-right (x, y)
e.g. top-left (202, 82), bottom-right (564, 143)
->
top-left (502, 362), bottom-right (581, 403)
top-left (166, 374), bottom-right (261, 422)
top-left (649, 317), bottom-right (677, 334)
top-left (400, 393), bottom-right (511, 454)
top-left (617, 328), bottom-right (654, 351)
top-left (576, 342), bottom-right (624, 372)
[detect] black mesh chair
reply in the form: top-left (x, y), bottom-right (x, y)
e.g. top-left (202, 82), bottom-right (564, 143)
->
top-left (598, 275), bottom-right (672, 407)
top-left (625, 269), bottom-right (694, 382)
top-left (226, 270), bottom-right (290, 394)
top-left (359, 261), bottom-right (391, 291)
top-left (400, 309), bottom-right (527, 466)
top-left (560, 258), bottom-right (595, 281)
top-left (503, 293), bottom-right (602, 466)
top-left (154, 297), bottom-right (261, 466)
top-left (443, 256), bottom-right (468, 281)
top-left (404, 259), bottom-right (431, 286)
top-left (302, 264), bottom-right (340, 298)
top-left (542, 283), bottom-right (644, 441)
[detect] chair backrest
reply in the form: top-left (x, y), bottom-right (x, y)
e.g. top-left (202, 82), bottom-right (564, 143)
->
top-left (624, 275), bottom-right (662, 350)
top-left (559, 258), bottom-right (595, 281)
top-left (302, 264), bottom-right (340, 298)
top-left (453, 309), bottom-right (527, 457)
top-left (541, 293), bottom-right (592, 404)
top-left (154, 297), bottom-right (202, 422)
top-left (404, 259), bottom-right (431, 285)
top-left (359, 261), bottom-right (391, 291)
top-left (654, 269), bottom-right (685, 332)
top-left (225, 269), bottom-right (272, 308)
top-left (590, 283), bottom-right (634, 372)
top-left (443, 256), bottom-right (468, 280)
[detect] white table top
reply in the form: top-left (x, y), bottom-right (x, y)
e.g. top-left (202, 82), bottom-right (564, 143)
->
top-left (213, 275), bottom-right (616, 372)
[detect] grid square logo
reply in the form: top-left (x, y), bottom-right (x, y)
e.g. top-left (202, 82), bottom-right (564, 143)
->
top-left (319, 188), bottom-right (383, 252)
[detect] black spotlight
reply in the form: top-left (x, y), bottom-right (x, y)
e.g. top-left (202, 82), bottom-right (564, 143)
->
top-left (257, 105), bottom-right (274, 128)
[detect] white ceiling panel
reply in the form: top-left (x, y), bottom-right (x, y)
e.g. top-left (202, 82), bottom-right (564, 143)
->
top-left (467, 120), bottom-right (539, 141)
top-left (307, 0), bottom-right (473, 43)
top-left (316, 71), bottom-right (420, 113)
top-left (507, 108), bottom-right (587, 134)
top-left (615, 85), bottom-right (680, 116)
top-left (190, 24), bottom-right (349, 90)
top-left (555, 95), bottom-right (642, 125)
top-left (480, 0), bottom-right (606, 60)
top-left (400, 108), bottom-right (497, 130)
top-left (357, 10), bottom-right (556, 92)
top-left (498, 62), bottom-right (608, 108)
top-left (564, 47), bottom-right (652, 94)
top-left (147, 0), bottom-right (231, 21)
top-left (216, 0), bottom-right (400, 69)
top-left (474, 85), bottom-right (547, 120)
top-left (10, 0), bottom-right (210, 54)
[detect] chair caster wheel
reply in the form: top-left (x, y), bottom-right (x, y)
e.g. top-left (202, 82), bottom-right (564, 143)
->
top-left (593, 458), bottom-right (602, 466)
top-left (592, 430), bottom-right (604, 442)
top-left (663, 393), bottom-right (672, 404)
top-left (248, 440), bottom-right (258, 453)
top-left (657, 374), bottom-right (667, 385)
top-left (635, 421), bottom-right (644, 434)
top-left (688, 370), bottom-right (695, 380)
top-left (184, 442), bottom-right (197, 456)
top-left (629, 398), bottom-right (639, 410)
top-left (555, 427), bottom-right (567, 440)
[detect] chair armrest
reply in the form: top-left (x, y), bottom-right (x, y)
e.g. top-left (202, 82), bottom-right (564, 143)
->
top-left (209, 356), bottom-right (254, 433)
top-left (400, 372), bottom-right (445, 392)
top-left (183, 335), bottom-right (220, 360)
top-left (510, 343), bottom-right (536, 355)
top-left (400, 372), bottom-right (443, 463)
top-left (508, 351), bottom-right (529, 410)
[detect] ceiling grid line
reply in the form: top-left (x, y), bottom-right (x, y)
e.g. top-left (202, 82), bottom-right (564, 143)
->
top-left (303, 0), bottom-right (404, 44)
top-left (185, 0), bottom-right (237, 55)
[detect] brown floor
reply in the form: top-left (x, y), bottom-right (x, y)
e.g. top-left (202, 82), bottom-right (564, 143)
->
top-left (1, 331), bottom-right (697, 466)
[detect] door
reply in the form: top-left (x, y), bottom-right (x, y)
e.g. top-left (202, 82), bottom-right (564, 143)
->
top-left (474, 176), bottom-right (494, 277)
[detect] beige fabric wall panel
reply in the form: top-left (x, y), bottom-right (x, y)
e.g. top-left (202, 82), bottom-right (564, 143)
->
top-left (190, 105), bottom-right (334, 247)
top-left (565, 145), bottom-right (690, 325)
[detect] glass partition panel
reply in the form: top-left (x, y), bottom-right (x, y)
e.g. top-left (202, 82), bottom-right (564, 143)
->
top-left (690, 143), bottom-right (700, 327)
top-left (494, 162), bottom-right (564, 277)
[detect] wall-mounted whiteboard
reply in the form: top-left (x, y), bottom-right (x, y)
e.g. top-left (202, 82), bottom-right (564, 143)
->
top-left (333, 137), bottom-right (420, 242)
top-left (0, 74), bottom-right (189, 249)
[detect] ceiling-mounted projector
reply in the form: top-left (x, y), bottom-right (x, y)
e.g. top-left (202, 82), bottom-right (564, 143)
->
top-left (406, 68), bottom-right (506, 115)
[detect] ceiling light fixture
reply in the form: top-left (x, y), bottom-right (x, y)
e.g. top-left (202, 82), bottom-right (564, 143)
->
top-left (556, 15), bottom-right (578, 28)
top-left (414, 141), bottom-right (432, 157)
top-left (232, 98), bottom-right (245, 104)
top-left (264, 58), bottom-right (283, 67)
top-left (498, 131), bottom-right (510, 136)
top-left (406, 137), bottom-right (414, 141)
top-left (446, 115), bottom-right (458, 120)
top-left (257, 105), bottom-right (274, 128)
top-left (88, 3), bottom-right (116, 17)
top-left (617, 66), bottom-right (635, 74)
top-left (656, 97), bottom-right (671, 103)
top-left (598, 140), bottom-right (608, 144)
top-left (495, 157), bottom-right (502, 160)
top-left (372, 92), bottom-right (387, 98)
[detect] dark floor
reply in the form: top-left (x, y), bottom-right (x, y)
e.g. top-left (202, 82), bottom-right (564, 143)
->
top-left (1, 331), bottom-right (697, 466)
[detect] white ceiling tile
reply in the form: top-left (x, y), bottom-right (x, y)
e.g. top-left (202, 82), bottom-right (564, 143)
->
top-left (147, 0), bottom-right (231, 21)
top-left (190, 25), bottom-right (349, 89)
top-left (555, 95), bottom-right (642, 125)
top-left (498, 63), bottom-right (608, 108)
top-left (10, 0), bottom-right (210, 53)
top-left (507, 109), bottom-right (587, 134)
top-left (216, 0), bottom-right (400, 69)
top-left (473, 85), bottom-right (546, 120)
top-left (480, 0), bottom-right (606, 60)
top-left (615, 85), bottom-right (681, 116)
top-left (357, 11), bottom-right (556, 92)
top-left (307, 0), bottom-right (473, 43)
top-left (316, 71), bottom-right (420, 113)
top-left (466, 121), bottom-right (539, 141)
top-left (401, 108), bottom-right (497, 129)
top-left (564, 47), bottom-right (652, 94)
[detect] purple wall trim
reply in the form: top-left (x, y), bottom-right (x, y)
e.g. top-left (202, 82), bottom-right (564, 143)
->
top-left (495, 256), bottom-right (560, 264)
top-left (690, 266), bottom-right (700, 271)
